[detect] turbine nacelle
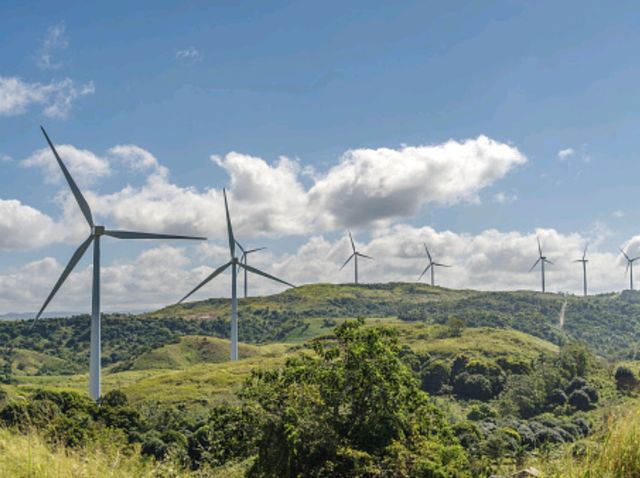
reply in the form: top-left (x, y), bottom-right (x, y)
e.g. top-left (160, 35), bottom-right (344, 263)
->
top-left (92, 225), bottom-right (105, 236)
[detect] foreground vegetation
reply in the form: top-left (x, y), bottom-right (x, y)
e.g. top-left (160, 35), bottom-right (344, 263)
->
top-left (1, 283), bottom-right (640, 476)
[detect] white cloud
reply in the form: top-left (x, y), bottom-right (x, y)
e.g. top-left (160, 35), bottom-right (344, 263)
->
top-left (613, 210), bottom-right (625, 218)
top-left (0, 155), bottom-right (12, 163)
top-left (0, 200), bottom-right (60, 251)
top-left (558, 148), bottom-right (575, 160)
top-left (308, 135), bottom-right (526, 227)
top-left (37, 22), bottom-right (69, 70)
top-left (176, 47), bottom-right (201, 62)
top-left (5, 135), bottom-right (527, 252)
top-left (23, 144), bottom-right (110, 186)
top-left (494, 192), bottom-right (517, 204)
top-left (2, 225), bottom-right (633, 313)
top-left (0, 76), bottom-right (94, 118)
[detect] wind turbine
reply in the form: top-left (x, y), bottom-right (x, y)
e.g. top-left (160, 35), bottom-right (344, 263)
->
top-left (529, 237), bottom-right (553, 292)
top-left (339, 231), bottom-right (373, 284)
top-left (620, 248), bottom-right (640, 291)
top-left (418, 243), bottom-right (451, 286)
top-left (574, 245), bottom-right (588, 296)
top-left (33, 126), bottom-right (206, 401)
top-left (178, 189), bottom-right (294, 360)
top-left (235, 240), bottom-right (266, 298)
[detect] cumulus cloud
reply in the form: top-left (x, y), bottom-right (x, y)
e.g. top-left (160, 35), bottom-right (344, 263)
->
top-left (1, 225), bottom-right (633, 313)
top-left (23, 144), bottom-right (110, 186)
top-left (37, 22), bottom-right (69, 70)
top-left (308, 136), bottom-right (526, 227)
top-left (0, 200), bottom-right (61, 251)
top-left (0, 155), bottom-right (12, 163)
top-left (558, 148), bottom-right (575, 160)
top-left (6, 135), bottom-right (527, 252)
top-left (0, 76), bottom-right (94, 118)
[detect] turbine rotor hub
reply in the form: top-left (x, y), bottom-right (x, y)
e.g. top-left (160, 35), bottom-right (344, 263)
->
top-left (92, 225), bottom-right (105, 236)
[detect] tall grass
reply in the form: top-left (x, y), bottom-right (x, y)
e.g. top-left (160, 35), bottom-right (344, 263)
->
top-left (545, 405), bottom-right (640, 477)
top-left (0, 427), bottom-right (188, 478)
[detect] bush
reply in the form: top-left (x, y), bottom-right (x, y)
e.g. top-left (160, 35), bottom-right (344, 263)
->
top-left (566, 377), bottom-right (588, 394)
top-left (568, 389), bottom-right (591, 411)
top-left (420, 359), bottom-right (451, 394)
top-left (548, 388), bottom-right (568, 406)
top-left (453, 373), bottom-right (494, 401)
top-left (615, 366), bottom-right (638, 391)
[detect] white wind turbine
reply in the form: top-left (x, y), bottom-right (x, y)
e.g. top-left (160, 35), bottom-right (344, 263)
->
top-left (529, 237), bottom-right (553, 293)
top-left (235, 240), bottom-right (266, 298)
top-left (33, 126), bottom-right (206, 400)
top-left (339, 231), bottom-right (373, 284)
top-left (418, 243), bottom-right (451, 286)
top-left (620, 248), bottom-right (640, 291)
top-left (178, 189), bottom-right (294, 360)
top-left (574, 244), bottom-right (588, 296)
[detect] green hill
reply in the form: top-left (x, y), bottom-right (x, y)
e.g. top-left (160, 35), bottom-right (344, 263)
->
top-left (123, 335), bottom-right (287, 371)
top-left (2, 283), bottom-right (640, 379)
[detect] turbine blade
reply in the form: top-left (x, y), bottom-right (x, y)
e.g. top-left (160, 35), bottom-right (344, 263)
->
top-left (235, 240), bottom-right (245, 253)
top-left (34, 235), bottom-right (94, 322)
top-left (223, 188), bottom-right (235, 257)
top-left (545, 259), bottom-right (554, 265)
top-left (620, 248), bottom-right (631, 261)
top-left (40, 127), bottom-right (94, 227)
top-left (245, 247), bottom-right (266, 254)
top-left (434, 263), bottom-right (451, 268)
top-left (418, 264), bottom-right (431, 281)
top-left (349, 231), bottom-right (356, 253)
top-left (104, 230), bottom-right (206, 240)
top-left (528, 257), bottom-right (541, 272)
top-left (424, 243), bottom-right (432, 262)
top-left (340, 253), bottom-right (355, 270)
top-left (239, 262), bottom-right (295, 288)
top-left (626, 261), bottom-right (630, 276)
top-left (537, 237), bottom-right (543, 258)
top-left (583, 244), bottom-right (588, 260)
top-left (357, 253), bottom-right (373, 260)
top-left (178, 261), bottom-right (232, 304)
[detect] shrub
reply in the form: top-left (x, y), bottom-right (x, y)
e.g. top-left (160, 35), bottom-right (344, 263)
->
top-left (614, 366), bottom-right (638, 391)
top-left (566, 377), bottom-right (587, 394)
top-left (453, 373), bottom-right (494, 401)
top-left (568, 390), bottom-right (591, 411)
top-left (420, 359), bottom-right (451, 394)
top-left (548, 388), bottom-right (568, 406)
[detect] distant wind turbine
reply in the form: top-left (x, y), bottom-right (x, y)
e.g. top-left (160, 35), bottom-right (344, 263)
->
top-left (574, 245), bottom-right (588, 296)
top-left (620, 248), bottom-right (640, 291)
top-left (33, 126), bottom-right (206, 401)
top-left (235, 240), bottom-right (266, 298)
top-left (529, 237), bottom-right (553, 292)
top-left (418, 243), bottom-right (451, 286)
top-left (178, 189), bottom-right (294, 360)
top-left (339, 231), bottom-right (373, 284)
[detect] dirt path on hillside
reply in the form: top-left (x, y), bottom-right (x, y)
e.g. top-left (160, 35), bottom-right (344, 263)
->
top-left (559, 301), bottom-right (567, 329)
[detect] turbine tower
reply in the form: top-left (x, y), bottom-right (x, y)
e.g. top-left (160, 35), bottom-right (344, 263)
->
top-left (339, 231), bottom-right (373, 284)
top-left (34, 127), bottom-right (206, 401)
top-left (529, 237), bottom-right (553, 292)
top-left (620, 248), bottom-right (640, 291)
top-left (235, 240), bottom-right (266, 298)
top-left (574, 245), bottom-right (588, 296)
top-left (178, 189), bottom-right (294, 360)
top-left (418, 243), bottom-right (451, 286)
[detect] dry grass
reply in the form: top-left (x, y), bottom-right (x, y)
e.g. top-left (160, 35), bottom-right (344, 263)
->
top-left (0, 427), bottom-right (189, 478)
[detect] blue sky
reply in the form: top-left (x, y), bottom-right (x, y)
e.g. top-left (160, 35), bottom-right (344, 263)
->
top-left (2, 1), bottom-right (640, 312)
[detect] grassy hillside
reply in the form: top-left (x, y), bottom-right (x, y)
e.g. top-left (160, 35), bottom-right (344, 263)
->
top-left (122, 336), bottom-right (277, 370)
top-left (2, 283), bottom-right (640, 381)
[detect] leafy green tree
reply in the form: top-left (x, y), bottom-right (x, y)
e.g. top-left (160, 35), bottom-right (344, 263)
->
top-left (615, 366), bottom-right (638, 391)
top-left (243, 319), bottom-right (469, 477)
top-left (421, 359), bottom-right (451, 394)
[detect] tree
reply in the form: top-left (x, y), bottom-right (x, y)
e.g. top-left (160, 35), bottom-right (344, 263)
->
top-left (421, 359), bottom-right (451, 394)
top-left (243, 319), bottom-right (469, 477)
top-left (568, 390), bottom-right (591, 411)
top-left (615, 366), bottom-right (638, 391)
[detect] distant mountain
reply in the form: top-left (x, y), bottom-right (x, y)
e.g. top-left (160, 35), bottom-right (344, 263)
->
top-left (0, 311), bottom-right (75, 321)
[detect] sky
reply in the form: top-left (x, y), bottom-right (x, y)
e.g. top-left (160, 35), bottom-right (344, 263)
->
top-left (2, 1), bottom-right (640, 313)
